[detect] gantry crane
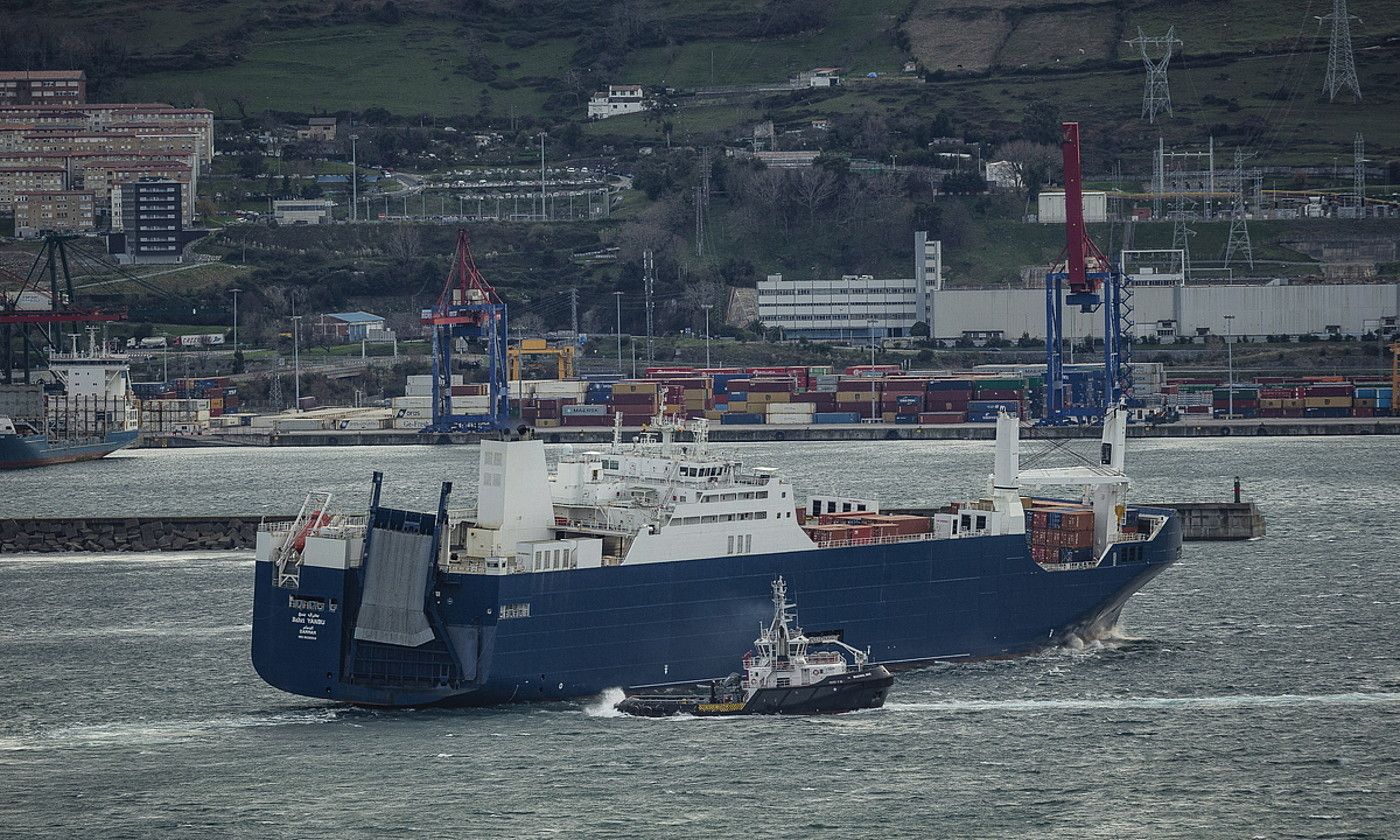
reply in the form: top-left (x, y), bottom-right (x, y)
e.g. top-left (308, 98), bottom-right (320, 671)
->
top-left (2, 234), bottom-right (126, 384)
top-left (1042, 122), bottom-right (1134, 425)
top-left (420, 229), bottom-right (509, 433)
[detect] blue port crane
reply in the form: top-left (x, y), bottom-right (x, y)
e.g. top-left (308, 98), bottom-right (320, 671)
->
top-left (1042, 122), bottom-right (1135, 425)
top-left (420, 229), bottom-right (509, 433)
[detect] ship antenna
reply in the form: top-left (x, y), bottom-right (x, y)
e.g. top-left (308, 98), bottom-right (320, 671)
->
top-left (612, 412), bottom-right (622, 450)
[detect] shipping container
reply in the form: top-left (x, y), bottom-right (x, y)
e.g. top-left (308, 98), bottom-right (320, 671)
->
top-left (719, 413), bottom-right (765, 425)
top-left (814, 412), bottom-right (861, 424)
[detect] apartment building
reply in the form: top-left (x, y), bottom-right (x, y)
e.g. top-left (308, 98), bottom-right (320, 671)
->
top-left (14, 190), bottom-right (95, 237)
top-left (0, 70), bottom-right (86, 105)
top-left (0, 165), bottom-right (66, 204)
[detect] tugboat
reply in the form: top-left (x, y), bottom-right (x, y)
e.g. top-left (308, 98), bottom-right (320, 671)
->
top-left (615, 577), bottom-right (894, 717)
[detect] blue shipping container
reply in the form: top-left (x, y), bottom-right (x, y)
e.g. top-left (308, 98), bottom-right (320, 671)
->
top-left (814, 412), bottom-right (860, 424)
top-left (720, 413), bottom-right (765, 425)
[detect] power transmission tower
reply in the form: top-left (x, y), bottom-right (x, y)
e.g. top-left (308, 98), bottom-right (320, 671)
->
top-left (1320, 0), bottom-right (1362, 102)
top-left (642, 249), bottom-right (655, 367)
top-left (269, 355), bottom-right (283, 410)
top-left (569, 286), bottom-right (579, 334)
top-left (1223, 149), bottom-right (1254, 270)
top-left (1353, 132), bottom-right (1366, 215)
top-left (695, 147), bottom-right (713, 259)
top-left (1128, 27), bottom-right (1182, 124)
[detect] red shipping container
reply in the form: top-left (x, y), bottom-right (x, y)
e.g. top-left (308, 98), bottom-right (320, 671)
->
top-left (972, 389), bottom-right (1024, 401)
top-left (918, 412), bottom-right (965, 424)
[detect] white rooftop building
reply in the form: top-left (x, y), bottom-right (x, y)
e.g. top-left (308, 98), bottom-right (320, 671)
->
top-left (587, 85), bottom-right (647, 120)
top-left (756, 233), bottom-right (942, 339)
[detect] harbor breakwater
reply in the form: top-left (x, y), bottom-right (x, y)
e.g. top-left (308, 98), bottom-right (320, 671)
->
top-left (0, 516), bottom-right (293, 554)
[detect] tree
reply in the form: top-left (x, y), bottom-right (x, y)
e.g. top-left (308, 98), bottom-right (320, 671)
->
top-left (386, 223), bottom-right (421, 261)
top-left (644, 88), bottom-right (677, 146)
top-left (910, 321), bottom-right (930, 338)
top-left (1021, 101), bottom-right (1061, 145)
top-left (792, 166), bottom-right (837, 227)
top-left (994, 140), bottom-right (1060, 199)
top-left (232, 349), bottom-right (246, 374)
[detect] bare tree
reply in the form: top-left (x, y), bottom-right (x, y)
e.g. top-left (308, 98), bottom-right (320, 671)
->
top-left (994, 140), bottom-right (1061, 198)
top-left (386, 223), bottom-right (422, 261)
top-left (792, 166), bottom-right (837, 227)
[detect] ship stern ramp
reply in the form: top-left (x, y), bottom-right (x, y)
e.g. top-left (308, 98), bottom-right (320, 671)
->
top-left (253, 496), bottom-right (486, 705)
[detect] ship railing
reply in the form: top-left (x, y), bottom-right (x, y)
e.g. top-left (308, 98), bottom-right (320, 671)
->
top-left (814, 531), bottom-right (936, 550)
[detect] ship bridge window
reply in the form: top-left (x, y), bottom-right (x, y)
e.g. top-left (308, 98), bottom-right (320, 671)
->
top-left (976, 515), bottom-right (987, 531)
top-left (960, 514), bottom-right (971, 531)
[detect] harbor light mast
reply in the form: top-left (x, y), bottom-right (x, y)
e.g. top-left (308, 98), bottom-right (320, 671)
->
top-left (420, 229), bottom-right (509, 433)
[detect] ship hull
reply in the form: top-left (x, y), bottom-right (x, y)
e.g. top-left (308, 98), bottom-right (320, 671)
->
top-left (0, 429), bottom-right (139, 470)
top-left (251, 510), bottom-right (1182, 707)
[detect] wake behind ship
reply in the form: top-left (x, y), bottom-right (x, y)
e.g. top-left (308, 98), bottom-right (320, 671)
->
top-left (251, 405), bottom-right (1182, 706)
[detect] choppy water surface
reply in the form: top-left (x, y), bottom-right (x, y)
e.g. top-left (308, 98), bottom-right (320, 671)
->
top-left (2, 438), bottom-right (1398, 838)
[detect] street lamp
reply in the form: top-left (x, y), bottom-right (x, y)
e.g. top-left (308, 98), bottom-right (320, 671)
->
top-left (613, 291), bottom-right (624, 373)
top-left (868, 319), bottom-right (878, 422)
top-left (290, 314), bottom-right (303, 410)
top-left (701, 304), bottom-right (713, 368)
top-left (229, 287), bottom-right (241, 354)
top-left (1223, 314), bottom-right (1235, 419)
top-left (350, 134), bottom-right (359, 222)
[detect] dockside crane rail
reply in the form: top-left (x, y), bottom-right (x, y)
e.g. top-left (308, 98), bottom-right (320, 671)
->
top-left (1042, 122), bottom-right (1134, 426)
top-left (420, 228), bottom-right (509, 433)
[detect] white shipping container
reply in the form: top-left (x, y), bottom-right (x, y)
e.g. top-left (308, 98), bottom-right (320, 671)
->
top-left (275, 417), bottom-right (330, 432)
top-left (393, 417), bottom-right (430, 430)
top-left (338, 418), bottom-right (389, 430)
top-left (765, 413), bottom-right (813, 425)
top-left (766, 402), bottom-right (817, 414)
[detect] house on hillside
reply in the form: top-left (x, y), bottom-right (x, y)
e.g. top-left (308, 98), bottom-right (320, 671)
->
top-left (587, 85), bottom-right (648, 120)
top-left (296, 117), bottom-right (338, 142)
top-left (793, 68), bottom-right (842, 88)
top-left (312, 311), bottom-right (387, 343)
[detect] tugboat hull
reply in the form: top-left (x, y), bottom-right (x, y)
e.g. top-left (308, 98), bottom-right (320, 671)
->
top-left (616, 666), bottom-right (894, 717)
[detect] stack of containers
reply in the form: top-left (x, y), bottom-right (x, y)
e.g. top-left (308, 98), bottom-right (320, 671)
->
top-left (1259, 386), bottom-right (1304, 418)
top-left (1212, 385), bottom-right (1260, 418)
top-left (1024, 503), bottom-right (1095, 564)
top-left (881, 378), bottom-right (928, 424)
top-left (611, 381), bottom-right (660, 425)
top-left (1355, 386), bottom-right (1392, 416)
top-left (746, 378), bottom-right (794, 421)
top-left (835, 377), bottom-right (881, 420)
top-left (1303, 382), bottom-right (1353, 418)
top-left (923, 378), bottom-right (973, 423)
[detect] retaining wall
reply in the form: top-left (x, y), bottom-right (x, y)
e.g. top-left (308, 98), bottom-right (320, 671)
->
top-left (0, 516), bottom-right (293, 554)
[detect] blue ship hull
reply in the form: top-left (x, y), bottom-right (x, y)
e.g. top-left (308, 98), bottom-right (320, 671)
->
top-left (0, 429), bottom-right (139, 470)
top-left (251, 509), bottom-right (1182, 707)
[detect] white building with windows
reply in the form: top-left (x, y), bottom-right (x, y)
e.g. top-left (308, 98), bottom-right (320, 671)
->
top-left (587, 85), bottom-right (647, 120)
top-left (756, 233), bottom-right (942, 339)
top-left (273, 199), bottom-right (335, 225)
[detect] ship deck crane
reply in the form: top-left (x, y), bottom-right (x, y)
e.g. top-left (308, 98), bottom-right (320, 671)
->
top-left (1042, 122), bottom-right (1133, 425)
top-left (420, 229), bottom-right (509, 433)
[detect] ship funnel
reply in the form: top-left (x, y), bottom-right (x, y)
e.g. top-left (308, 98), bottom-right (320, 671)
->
top-left (1099, 401), bottom-right (1127, 473)
top-left (993, 409), bottom-right (1020, 490)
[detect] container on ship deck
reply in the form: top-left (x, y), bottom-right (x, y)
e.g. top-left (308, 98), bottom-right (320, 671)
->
top-left (804, 524), bottom-right (850, 544)
top-left (613, 381), bottom-right (659, 395)
top-left (1059, 546), bottom-right (1094, 564)
top-left (844, 524), bottom-right (874, 542)
top-left (838, 378), bottom-right (883, 392)
top-left (928, 379), bottom-right (975, 392)
top-left (1304, 384), bottom-right (1353, 397)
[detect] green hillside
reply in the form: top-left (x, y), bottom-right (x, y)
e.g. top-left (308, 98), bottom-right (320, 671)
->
top-left (8, 0), bottom-right (1398, 162)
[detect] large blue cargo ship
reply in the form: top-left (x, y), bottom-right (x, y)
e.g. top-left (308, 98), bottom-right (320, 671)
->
top-left (251, 407), bottom-right (1182, 706)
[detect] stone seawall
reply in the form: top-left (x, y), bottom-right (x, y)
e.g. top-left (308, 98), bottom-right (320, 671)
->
top-left (0, 516), bottom-right (294, 554)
